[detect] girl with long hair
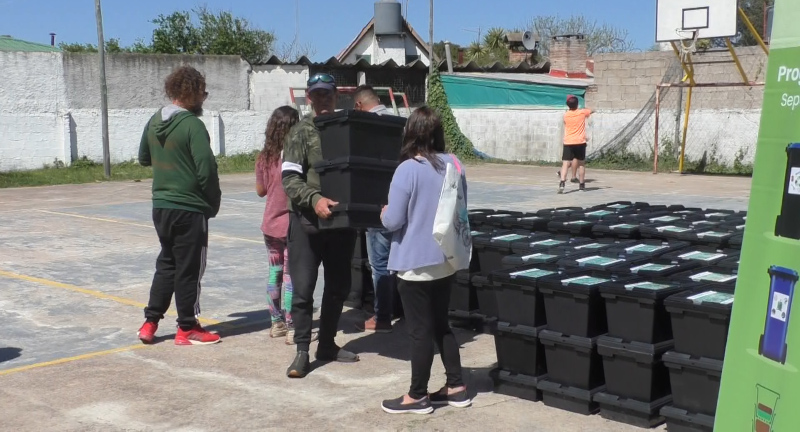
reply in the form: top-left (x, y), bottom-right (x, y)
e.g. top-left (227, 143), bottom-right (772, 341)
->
top-left (255, 106), bottom-right (306, 344)
top-left (380, 106), bottom-right (470, 414)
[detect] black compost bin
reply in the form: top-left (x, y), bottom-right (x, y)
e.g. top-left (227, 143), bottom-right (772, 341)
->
top-left (314, 109), bottom-right (406, 160)
top-left (665, 288), bottom-right (734, 361)
top-left (776, 143), bottom-right (800, 240)
top-left (599, 278), bottom-right (698, 344)
top-left (314, 157), bottom-right (398, 206)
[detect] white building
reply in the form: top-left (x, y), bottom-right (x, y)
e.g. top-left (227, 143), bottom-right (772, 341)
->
top-left (336, 0), bottom-right (431, 67)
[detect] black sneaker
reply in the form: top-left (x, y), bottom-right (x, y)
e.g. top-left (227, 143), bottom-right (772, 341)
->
top-left (571, 177), bottom-right (580, 183)
top-left (579, 183), bottom-right (586, 191)
top-left (286, 351), bottom-right (311, 378)
top-left (558, 181), bottom-right (565, 194)
top-left (315, 345), bottom-right (360, 363)
top-left (381, 395), bottom-right (434, 415)
top-left (430, 387), bottom-right (472, 408)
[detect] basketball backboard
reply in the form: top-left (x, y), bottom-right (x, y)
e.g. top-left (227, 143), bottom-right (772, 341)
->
top-left (656, 0), bottom-right (739, 42)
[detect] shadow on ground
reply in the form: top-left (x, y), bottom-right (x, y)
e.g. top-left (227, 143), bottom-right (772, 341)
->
top-left (339, 311), bottom-right (481, 363)
top-left (0, 347), bottom-right (22, 364)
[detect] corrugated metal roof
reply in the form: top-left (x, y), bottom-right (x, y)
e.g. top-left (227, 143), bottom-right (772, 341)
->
top-left (0, 35), bottom-right (61, 52)
top-left (254, 55), bottom-right (551, 74)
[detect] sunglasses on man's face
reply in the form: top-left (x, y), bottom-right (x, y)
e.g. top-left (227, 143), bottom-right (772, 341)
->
top-left (307, 73), bottom-right (335, 86)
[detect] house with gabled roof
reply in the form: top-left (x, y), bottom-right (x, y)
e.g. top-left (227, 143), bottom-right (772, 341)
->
top-left (336, 1), bottom-right (431, 67)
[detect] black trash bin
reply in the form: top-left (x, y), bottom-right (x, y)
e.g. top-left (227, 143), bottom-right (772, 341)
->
top-left (314, 109), bottom-right (406, 160)
top-left (491, 264), bottom-right (574, 327)
top-left (314, 157), bottom-right (398, 206)
top-left (599, 278), bottom-right (697, 344)
top-left (776, 143), bottom-right (800, 240)
top-left (538, 271), bottom-right (632, 337)
top-left (665, 288), bottom-right (735, 361)
top-left (320, 203), bottom-right (384, 230)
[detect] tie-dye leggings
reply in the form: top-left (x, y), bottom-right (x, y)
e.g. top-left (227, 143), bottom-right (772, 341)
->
top-left (263, 235), bottom-right (293, 326)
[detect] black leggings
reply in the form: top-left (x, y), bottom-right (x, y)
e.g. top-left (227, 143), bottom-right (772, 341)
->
top-left (398, 275), bottom-right (464, 399)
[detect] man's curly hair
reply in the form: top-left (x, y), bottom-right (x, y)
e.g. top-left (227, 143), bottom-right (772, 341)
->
top-left (164, 66), bottom-right (206, 107)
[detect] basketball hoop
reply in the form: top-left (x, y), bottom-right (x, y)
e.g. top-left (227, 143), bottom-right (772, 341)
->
top-left (675, 29), bottom-right (699, 63)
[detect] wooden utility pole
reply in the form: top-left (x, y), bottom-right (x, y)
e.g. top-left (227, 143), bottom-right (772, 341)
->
top-left (429, 0), bottom-right (434, 74)
top-left (95, 0), bottom-right (111, 178)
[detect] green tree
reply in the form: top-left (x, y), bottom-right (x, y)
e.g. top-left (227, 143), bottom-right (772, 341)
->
top-left (59, 38), bottom-right (150, 53)
top-left (460, 28), bottom-right (511, 67)
top-left (522, 14), bottom-right (635, 57)
top-left (150, 7), bottom-right (274, 63)
top-left (737, 0), bottom-right (773, 46)
top-left (432, 41), bottom-right (462, 66)
top-left (59, 7), bottom-right (277, 63)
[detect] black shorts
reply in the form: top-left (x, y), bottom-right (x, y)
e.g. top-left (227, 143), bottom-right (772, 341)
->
top-left (562, 144), bottom-right (587, 161)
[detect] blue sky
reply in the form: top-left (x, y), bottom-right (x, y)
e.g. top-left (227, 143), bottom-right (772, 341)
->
top-left (0, 0), bottom-right (656, 59)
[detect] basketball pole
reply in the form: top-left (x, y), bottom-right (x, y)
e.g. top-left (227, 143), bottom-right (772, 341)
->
top-left (667, 44), bottom-right (695, 174)
top-left (679, 84), bottom-right (693, 174)
top-left (738, 6), bottom-right (769, 55)
top-left (725, 37), bottom-right (750, 84)
top-left (669, 42), bottom-right (696, 86)
top-left (654, 85), bottom-right (661, 174)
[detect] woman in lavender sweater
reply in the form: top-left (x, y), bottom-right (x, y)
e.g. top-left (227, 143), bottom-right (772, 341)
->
top-left (380, 107), bottom-right (470, 415)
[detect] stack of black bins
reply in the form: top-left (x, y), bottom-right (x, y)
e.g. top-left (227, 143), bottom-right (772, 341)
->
top-left (312, 110), bottom-right (406, 230)
top-left (469, 230), bottom-right (522, 318)
top-left (659, 288), bottom-right (735, 432)
top-left (490, 264), bottom-right (572, 402)
top-left (536, 271), bottom-right (636, 415)
top-left (449, 231), bottom-right (499, 315)
top-left (594, 277), bottom-right (701, 428)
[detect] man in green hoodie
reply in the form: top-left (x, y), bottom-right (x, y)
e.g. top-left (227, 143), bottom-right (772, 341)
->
top-left (136, 66), bottom-right (222, 346)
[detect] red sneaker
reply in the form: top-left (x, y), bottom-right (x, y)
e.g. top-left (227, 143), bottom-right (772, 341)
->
top-left (174, 325), bottom-right (221, 346)
top-left (138, 321), bottom-right (158, 345)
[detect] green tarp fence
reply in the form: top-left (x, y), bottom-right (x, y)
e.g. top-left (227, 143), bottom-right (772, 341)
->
top-left (440, 74), bottom-right (586, 109)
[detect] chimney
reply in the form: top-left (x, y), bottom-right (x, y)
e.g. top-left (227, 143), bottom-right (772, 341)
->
top-left (549, 34), bottom-right (588, 79)
top-left (50, 33), bottom-right (56, 46)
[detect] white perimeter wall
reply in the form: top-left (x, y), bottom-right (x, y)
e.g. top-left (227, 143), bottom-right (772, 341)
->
top-left (452, 107), bottom-right (759, 165)
top-left (453, 108), bottom-right (580, 163)
top-left (0, 52), bottom-right (308, 171)
top-left (0, 52), bottom-right (69, 171)
top-left (591, 110), bottom-right (760, 165)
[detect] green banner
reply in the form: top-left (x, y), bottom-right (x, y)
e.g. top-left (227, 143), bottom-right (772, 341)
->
top-left (440, 74), bottom-right (586, 109)
top-left (716, 1), bottom-right (800, 430)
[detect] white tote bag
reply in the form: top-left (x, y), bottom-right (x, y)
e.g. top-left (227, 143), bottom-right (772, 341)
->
top-left (432, 155), bottom-right (472, 271)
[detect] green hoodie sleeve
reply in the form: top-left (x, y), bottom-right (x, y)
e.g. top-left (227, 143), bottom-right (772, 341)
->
top-left (138, 123), bottom-right (151, 167)
top-left (281, 125), bottom-right (322, 210)
top-left (189, 121), bottom-right (222, 218)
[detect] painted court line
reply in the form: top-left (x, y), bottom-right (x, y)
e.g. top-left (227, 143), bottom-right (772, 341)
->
top-left (0, 270), bottom-right (221, 327)
top-left (0, 345), bottom-right (149, 377)
top-left (0, 318), bottom-right (272, 378)
top-left (36, 210), bottom-right (262, 244)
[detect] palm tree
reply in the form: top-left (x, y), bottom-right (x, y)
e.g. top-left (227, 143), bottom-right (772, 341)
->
top-left (466, 41), bottom-right (486, 61)
top-left (483, 27), bottom-right (507, 51)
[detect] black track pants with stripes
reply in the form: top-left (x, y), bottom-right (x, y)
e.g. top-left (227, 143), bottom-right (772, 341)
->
top-left (145, 208), bottom-right (208, 330)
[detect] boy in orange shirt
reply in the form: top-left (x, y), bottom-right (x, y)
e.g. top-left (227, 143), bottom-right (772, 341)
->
top-left (559, 95), bottom-right (592, 193)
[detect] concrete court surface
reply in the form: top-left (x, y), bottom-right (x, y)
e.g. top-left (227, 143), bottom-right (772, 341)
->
top-left (0, 164), bottom-right (750, 432)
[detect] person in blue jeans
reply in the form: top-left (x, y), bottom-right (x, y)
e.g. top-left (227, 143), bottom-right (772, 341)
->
top-left (353, 85), bottom-right (395, 333)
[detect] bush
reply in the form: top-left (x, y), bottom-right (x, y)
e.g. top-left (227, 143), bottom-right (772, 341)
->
top-left (426, 69), bottom-right (478, 161)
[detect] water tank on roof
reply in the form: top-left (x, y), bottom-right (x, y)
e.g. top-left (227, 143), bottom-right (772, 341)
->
top-left (374, 0), bottom-right (403, 35)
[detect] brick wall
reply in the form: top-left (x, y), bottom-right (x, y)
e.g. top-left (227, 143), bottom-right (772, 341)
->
top-left (587, 46), bottom-right (767, 165)
top-left (549, 35), bottom-right (589, 77)
top-left (590, 47), bottom-right (766, 110)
